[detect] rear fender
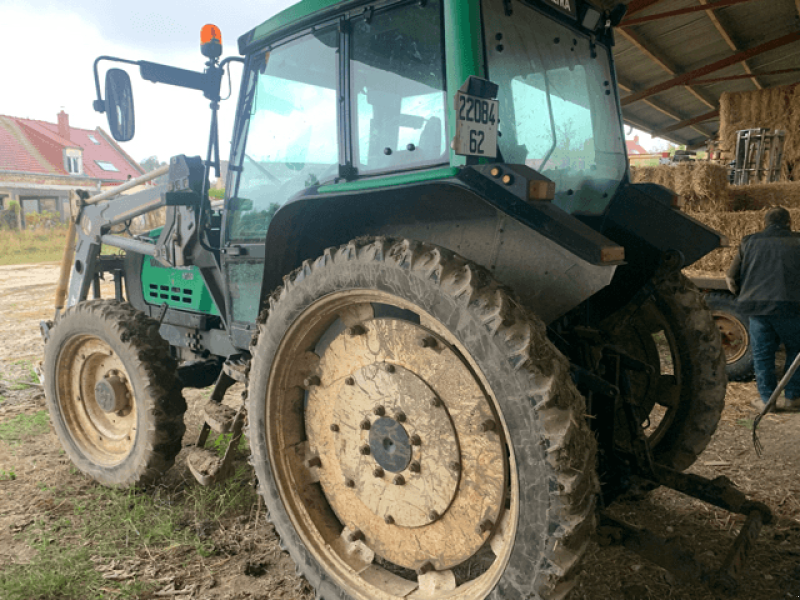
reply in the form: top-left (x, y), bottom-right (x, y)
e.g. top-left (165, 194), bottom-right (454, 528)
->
top-left (260, 178), bottom-right (619, 324)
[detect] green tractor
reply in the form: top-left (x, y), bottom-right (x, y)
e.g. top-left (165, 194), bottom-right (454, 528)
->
top-left (41, 0), bottom-right (772, 597)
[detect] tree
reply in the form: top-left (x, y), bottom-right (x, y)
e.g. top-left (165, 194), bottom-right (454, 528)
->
top-left (139, 156), bottom-right (168, 185)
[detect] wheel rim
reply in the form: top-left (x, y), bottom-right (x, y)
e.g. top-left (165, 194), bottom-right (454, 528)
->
top-left (264, 291), bottom-right (518, 599)
top-left (712, 311), bottom-right (749, 364)
top-left (606, 302), bottom-right (683, 448)
top-left (56, 334), bottom-right (137, 464)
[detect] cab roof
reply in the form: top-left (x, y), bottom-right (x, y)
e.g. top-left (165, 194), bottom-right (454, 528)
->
top-left (239, 0), bottom-right (348, 53)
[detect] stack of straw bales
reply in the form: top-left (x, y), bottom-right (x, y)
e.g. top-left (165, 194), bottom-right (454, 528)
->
top-left (718, 84), bottom-right (800, 181)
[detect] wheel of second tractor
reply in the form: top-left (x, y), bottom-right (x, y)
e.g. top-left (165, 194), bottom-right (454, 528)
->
top-left (43, 300), bottom-right (186, 487)
top-left (248, 238), bottom-right (598, 600)
top-left (704, 291), bottom-right (754, 382)
top-left (601, 272), bottom-right (726, 472)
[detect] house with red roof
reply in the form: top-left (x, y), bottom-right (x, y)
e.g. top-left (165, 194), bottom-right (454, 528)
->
top-left (0, 111), bottom-right (144, 227)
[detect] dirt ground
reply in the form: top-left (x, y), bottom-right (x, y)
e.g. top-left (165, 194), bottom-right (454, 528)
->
top-left (1, 263), bottom-right (798, 600)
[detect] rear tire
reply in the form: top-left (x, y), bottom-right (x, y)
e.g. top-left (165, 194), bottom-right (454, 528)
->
top-left (43, 300), bottom-right (186, 487)
top-left (704, 291), bottom-right (754, 382)
top-left (601, 273), bottom-right (726, 471)
top-left (248, 238), bottom-right (598, 600)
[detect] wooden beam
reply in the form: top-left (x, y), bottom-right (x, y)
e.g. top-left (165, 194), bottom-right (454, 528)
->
top-left (618, 77), bottom-right (713, 137)
top-left (653, 110), bottom-right (720, 136)
top-left (625, 0), bottom-right (669, 17)
top-left (622, 0), bottom-right (768, 26)
top-left (691, 68), bottom-right (800, 84)
top-left (698, 0), bottom-right (762, 89)
top-left (617, 28), bottom-right (717, 109)
top-left (621, 31), bottom-right (800, 106)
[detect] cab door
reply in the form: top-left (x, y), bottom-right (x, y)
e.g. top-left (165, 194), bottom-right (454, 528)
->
top-left (222, 27), bottom-right (340, 349)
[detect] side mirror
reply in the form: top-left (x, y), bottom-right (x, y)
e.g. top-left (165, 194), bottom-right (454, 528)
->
top-left (105, 68), bottom-right (135, 142)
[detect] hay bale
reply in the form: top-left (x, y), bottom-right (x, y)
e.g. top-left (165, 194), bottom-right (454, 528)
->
top-left (684, 208), bottom-right (800, 273)
top-left (728, 181), bottom-right (800, 211)
top-left (630, 163), bottom-right (731, 209)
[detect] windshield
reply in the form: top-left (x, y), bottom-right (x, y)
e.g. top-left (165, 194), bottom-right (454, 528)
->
top-left (482, 0), bottom-right (626, 216)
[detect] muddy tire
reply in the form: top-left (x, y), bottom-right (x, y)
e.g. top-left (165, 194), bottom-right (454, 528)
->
top-left (43, 300), bottom-right (186, 487)
top-left (602, 272), bottom-right (726, 472)
top-left (248, 238), bottom-right (597, 600)
top-left (704, 291), bottom-right (754, 382)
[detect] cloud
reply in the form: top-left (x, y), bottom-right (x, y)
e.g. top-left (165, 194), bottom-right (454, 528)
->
top-left (1, 0), bottom-right (294, 163)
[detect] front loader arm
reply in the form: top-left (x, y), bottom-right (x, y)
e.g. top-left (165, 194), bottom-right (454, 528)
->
top-left (60, 155), bottom-right (209, 313)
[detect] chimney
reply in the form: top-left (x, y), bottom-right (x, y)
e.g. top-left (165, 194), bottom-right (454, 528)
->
top-left (57, 110), bottom-right (70, 141)
top-left (634, 135), bottom-right (639, 144)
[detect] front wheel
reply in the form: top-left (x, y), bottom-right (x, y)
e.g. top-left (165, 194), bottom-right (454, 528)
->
top-left (43, 300), bottom-right (186, 487)
top-left (248, 238), bottom-right (597, 600)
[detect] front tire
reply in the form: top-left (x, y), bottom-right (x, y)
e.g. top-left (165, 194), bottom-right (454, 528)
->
top-left (43, 300), bottom-right (186, 487)
top-left (248, 238), bottom-right (597, 600)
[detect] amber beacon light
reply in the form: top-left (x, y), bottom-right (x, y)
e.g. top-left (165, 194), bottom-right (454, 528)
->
top-left (201, 24), bottom-right (223, 59)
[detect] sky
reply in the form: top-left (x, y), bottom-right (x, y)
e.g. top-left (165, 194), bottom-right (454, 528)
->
top-left (0, 0), bottom-right (670, 168)
top-left (0, 0), bottom-right (296, 164)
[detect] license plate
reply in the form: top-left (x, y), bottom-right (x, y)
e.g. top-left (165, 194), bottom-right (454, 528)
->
top-left (453, 92), bottom-right (499, 158)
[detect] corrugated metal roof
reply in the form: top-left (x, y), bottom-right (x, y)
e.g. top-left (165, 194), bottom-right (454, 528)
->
top-left (615, 0), bottom-right (800, 147)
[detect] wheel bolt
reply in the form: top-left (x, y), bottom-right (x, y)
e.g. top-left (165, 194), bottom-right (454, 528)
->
top-left (373, 467), bottom-right (384, 478)
top-left (345, 478), bottom-right (355, 488)
top-left (393, 475), bottom-right (405, 486)
top-left (409, 461), bottom-right (421, 473)
top-left (384, 515), bottom-right (395, 525)
top-left (477, 519), bottom-right (494, 534)
top-left (348, 529), bottom-right (365, 542)
top-left (306, 456), bottom-right (322, 468)
top-left (417, 561), bottom-right (434, 575)
top-left (449, 461), bottom-right (461, 472)
top-left (419, 336), bottom-right (438, 349)
top-left (360, 445), bottom-right (371, 456)
top-left (330, 424), bottom-right (340, 432)
top-left (479, 419), bottom-right (497, 433)
top-left (428, 510), bottom-right (439, 521)
top-left (393, 411), bottom-right (406, 423)
top-left (345, 377), bottom-right (355, 386)
top-left (303, 375), bottom-right (320, 388)
top-left (430, 397), bottom-right (442, 408)
top-left (360, 419), bottom-right (371, 430)
top-left (373, 406), bottom-right (386, 417)
top-left (384, 364), bottom-right (395, 373)
top-left (410, 434), bottom-right (422, 446)
top-left (346, 325), bottom-right (366, 337)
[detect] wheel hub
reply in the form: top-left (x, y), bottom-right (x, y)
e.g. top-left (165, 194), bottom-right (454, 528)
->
top-left (369, 417), bottom-right (411, 473)
top-left (305, 318), bottom-right (505, 570)
top-left (94, 373), bottom-right (130, 414)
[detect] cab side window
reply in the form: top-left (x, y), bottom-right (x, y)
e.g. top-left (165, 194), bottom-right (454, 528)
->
top-left (351, 0), bottom-right (447, 175)
top-left (229, 29), bottom-right (339, 242)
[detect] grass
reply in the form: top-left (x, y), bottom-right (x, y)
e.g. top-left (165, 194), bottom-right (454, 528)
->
top-left (0, 227), bottom-right (124, 266)
top-left (0, 467), bottom-right (257, 600)
top-left (0, 411), bottom-right (50, 443)
top-left (0, 227), bottom-right (68, 266)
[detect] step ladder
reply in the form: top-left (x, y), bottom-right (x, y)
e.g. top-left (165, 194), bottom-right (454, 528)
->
top-left (187, 357), bottom-right (249, 485)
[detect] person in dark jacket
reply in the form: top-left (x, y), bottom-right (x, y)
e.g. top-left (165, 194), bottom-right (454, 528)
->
top-left (727, 206), bottom-right (800, 411)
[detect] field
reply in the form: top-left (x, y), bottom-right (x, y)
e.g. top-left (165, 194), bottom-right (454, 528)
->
top-left (0, 260), bottom-right (798, 600)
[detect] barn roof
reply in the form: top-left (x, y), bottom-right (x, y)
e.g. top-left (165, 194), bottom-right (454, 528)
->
top-left (615, 0), bottom-right (800, 147)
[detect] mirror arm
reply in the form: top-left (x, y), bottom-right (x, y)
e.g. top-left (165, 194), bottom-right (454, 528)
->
top-left (92, 56), bottom-right (139, 113)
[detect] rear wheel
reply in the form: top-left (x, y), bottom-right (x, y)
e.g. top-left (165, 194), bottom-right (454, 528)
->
top-left (43, 300), bottom-right (186, 487)
top-left (601, 273), bottom-right (726, 471)
top-left (704, 291), bottom-right (754, 382)
top-left (248, 238), bottom-right (597, 600)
